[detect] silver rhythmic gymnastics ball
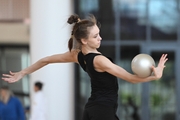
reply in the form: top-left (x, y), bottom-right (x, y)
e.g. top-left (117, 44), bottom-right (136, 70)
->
top-left (131, 54), bottom-right (155, 78)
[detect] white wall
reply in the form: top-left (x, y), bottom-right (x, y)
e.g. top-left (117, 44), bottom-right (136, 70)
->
top-left (30, 0), bottom-right (74, 120)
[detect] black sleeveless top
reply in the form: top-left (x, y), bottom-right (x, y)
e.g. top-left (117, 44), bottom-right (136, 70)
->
top-left (78, 51), bottom-right (119, 108)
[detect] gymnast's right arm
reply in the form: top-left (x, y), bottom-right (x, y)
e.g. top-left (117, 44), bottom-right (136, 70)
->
top-left (1, 49), bottom-right (79, 83)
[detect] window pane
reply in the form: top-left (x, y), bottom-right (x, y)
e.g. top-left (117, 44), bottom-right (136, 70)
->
top-left (120, 45), bottom-right (140, 59)
top-left (117, 46), bottom-right (141, 119)
top-left (0, 50), bottom-right (2, 72)
top-left (98, 46), bottom-right (115, 59)
top-left (1, 47), bottom-right (30, 108)
top-left (118, 78), bottom-right (142, 120)
top-left (79, 0), bottom-right (99, 14)
top-left (119, 0), bottom-right (147, 40)
top-left (79, 0), bottom-right (115, 40)
top-left (74, 0), bottom-right (180, 120)
top-left (118, 60), bottom-right (141, 119)
top-left (149, 0), bottom-right (178, 40)
top-left (98, 0), bottom-right (115, 40)
top-left (79, 67), bottom-right (91, 118)
top-left (150, 51), bottom-right (175, 120)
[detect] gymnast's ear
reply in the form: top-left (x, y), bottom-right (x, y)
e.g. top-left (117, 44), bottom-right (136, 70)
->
top-left (81, 38), bottom-right (87, 45)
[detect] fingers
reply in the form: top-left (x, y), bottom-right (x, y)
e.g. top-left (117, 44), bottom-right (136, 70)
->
top-left (2, 74), bottom-right (13, 78)
top-left (158, 54), bottom-right (168, 67)
top-left (2, 77), bottom-right (17, 83)
top-left (9, 71), bottom-right (15, 75)
top-left (151, 65), bottom-right (155, 69)
top-left (160, 54), bottom-right (168, 61)
top-left (2, 71), bottom-right (16, 78)
top-left (2, 73), bottom-right (16, 83)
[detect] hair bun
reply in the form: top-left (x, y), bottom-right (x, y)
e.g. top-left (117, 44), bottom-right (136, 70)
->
top-left (67, 14), bottom-right (80, 24)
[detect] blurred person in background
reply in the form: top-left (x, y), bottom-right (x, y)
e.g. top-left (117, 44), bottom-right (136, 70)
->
top-left (30, 81), bottom-right (47, 120)
top-left (0, 86), bottom-right (25, 120)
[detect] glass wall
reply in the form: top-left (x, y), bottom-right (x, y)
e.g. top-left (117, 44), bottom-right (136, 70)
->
top-left (0, 0), bottom-right (30, 118)
top-left (0, 46), bottom-right (30, 115)
top-left (149, 0), bottom-right (178, 40)
top-left (74, 0), bottom-right (180, 120)
top-left (119, 0), bottom-right (147, 40)
top-left (150, 51), bottom-right (175, 120)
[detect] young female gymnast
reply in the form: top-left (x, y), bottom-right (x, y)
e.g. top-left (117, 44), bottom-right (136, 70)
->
top-left (2, 14), bottom-right (168, 120)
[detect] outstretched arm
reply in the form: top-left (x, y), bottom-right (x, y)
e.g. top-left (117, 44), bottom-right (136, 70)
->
top-left (2, 49), bottom-right (79, 83)
top-left (94, 54), bottom-right (168, 83)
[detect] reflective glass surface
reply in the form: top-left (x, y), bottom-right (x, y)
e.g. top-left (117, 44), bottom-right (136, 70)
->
top-left (117, 60), bottom-right (142, 120)
top-left (149, 0), bottom-right (178, 40)
top-left (120, 45), bottom-right (140, 59)
top-left (0, 50), bottom-right (1, 72)
top-left (150, 52), bottom-right (175, 120)
top-left (0, 47), bottom-right (30, 109)
top-left (98, 46), bottom-right (115, 59)
top-left (119, 0), bottom-right (147, 40)
top-left (79, 0), bottom-right (116, 40)
top-left (117, 45), bottom-right (141, 119)
top-left (74, 0), bottom-right (180, 120)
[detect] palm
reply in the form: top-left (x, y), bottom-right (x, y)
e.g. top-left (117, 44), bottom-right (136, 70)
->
top-left (152, 54), bottom-right (168, 79)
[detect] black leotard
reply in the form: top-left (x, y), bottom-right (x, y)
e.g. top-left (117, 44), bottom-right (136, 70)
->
top-left (78, 51), bottom-right (119, 108)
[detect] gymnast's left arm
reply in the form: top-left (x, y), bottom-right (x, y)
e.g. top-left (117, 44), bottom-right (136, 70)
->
top-left (1, 49), bottom-right (79, 83)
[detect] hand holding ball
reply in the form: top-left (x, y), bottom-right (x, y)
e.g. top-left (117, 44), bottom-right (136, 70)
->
top-left (131, 54), bottom-right (155, 78)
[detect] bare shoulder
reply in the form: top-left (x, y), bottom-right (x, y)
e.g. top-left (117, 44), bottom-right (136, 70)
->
top-left (94, 55), bottom-right (114, 72)
top-left (70, 49), bottom-right (80, 63)
top-left (46, 49), bottom-right (80, 63)
top-left (94, 55), bottom-right (110, 62)
top-left (70, 49), bottom-right (80, 56)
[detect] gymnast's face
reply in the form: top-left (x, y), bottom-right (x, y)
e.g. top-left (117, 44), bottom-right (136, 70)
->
top-left (82, 25), bottom-right (102, 49)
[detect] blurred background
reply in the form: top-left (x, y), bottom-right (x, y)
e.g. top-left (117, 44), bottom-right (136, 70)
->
top-left (0, 0), bottom-right (180, 120)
